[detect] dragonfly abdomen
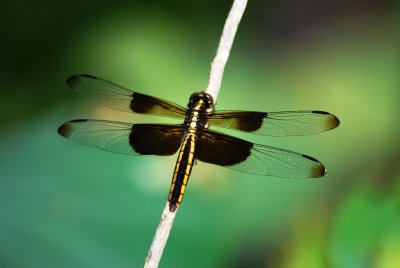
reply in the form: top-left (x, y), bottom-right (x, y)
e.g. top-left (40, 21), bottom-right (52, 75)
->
top-left (168, 134), bottom-right (196, 212)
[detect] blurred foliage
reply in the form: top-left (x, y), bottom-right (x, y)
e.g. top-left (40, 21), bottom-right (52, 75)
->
top-left (0, 0), bottom-right (399, 267)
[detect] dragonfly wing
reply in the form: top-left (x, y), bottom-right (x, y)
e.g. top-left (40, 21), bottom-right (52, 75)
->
top-left (208, 110), bottom-right (339, 136)
top-left (58, 119), bottom-right (184, 156)
top-left (196, 129), bottom-right (326, 178)
top-left (67, 74), bottom-right (187, 119)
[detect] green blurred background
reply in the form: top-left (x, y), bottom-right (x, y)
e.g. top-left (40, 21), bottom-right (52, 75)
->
top-left (1, 0), bottom-right (399, 267)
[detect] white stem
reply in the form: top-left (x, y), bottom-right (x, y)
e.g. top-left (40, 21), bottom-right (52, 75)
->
top-left (144, 1), bottom-right (248, 267)
top-left (144, 203), bottom-right (177, 268)
top-left (205, 0), bottom-right (248, 102)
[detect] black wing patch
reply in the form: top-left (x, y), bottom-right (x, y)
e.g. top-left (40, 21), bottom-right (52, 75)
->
top-left (208, 110), bottom-right (340, 136)
top-left (196, 129), bottom-right (326, 178)
top-left (58, 119), bottom-right (184, 156)
top-left (67, 74), bottom-right (187, 119)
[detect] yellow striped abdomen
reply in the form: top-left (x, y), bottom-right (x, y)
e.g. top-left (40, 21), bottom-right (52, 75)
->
top-left (168, 133), bottom-right (196, 212)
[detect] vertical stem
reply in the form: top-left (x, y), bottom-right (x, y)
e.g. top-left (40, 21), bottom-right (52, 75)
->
top-left (144, 1), bottom-right (248, 267)
top-left (205, 0), bottom-right (248, 102)
top-left (144, 203), bottom-right (177, 268)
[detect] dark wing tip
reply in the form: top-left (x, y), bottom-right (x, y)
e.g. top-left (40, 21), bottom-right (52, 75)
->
top-left (312, 111), bottom-right (340, 131)
top-left (327, 113), bottom-right (340, 130)
top-left (66, 75), bottom-right (80, 88)
top-left (302, 154), bottom-right (327, 178)
top-left (310, 163), bottom-right (327, 178)
top-left (58, 122), bottom-right (73, 138)
top-left (66, 74), bottom-right (97, 88)
top-left (58, 119), bottom-right (88, 137)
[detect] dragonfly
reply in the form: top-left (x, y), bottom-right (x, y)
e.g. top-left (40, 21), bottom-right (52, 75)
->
top-left (58, 74), bottom-right (340, 212)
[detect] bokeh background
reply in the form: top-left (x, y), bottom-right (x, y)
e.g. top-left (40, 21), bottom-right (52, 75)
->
top-left (1, 0), bottom-right (399, 267)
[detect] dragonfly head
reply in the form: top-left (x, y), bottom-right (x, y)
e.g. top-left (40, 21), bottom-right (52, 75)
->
top-left (188, 92), bottom-right (214, 112)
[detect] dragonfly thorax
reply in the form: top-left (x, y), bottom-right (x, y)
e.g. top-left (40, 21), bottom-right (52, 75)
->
top-left (184, 93), bottom-right (213, 132)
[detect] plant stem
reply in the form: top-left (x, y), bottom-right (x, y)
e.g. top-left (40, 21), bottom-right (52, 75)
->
top-left (205, 0), bottom-right (248, 102)
top-left (144, 203), bottom-right (177, 268)
top-left (144, 1), bottom-right (247, 267)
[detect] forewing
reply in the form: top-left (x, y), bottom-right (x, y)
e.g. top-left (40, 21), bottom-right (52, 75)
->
top-left (58, 119), bottom-right (184, 156)
top-left (196, 129), bottom-right (326, 178)
top-left (208, 110), bottom-right (339, 136)
top-left (67, 74), bottom-right (187, 119)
